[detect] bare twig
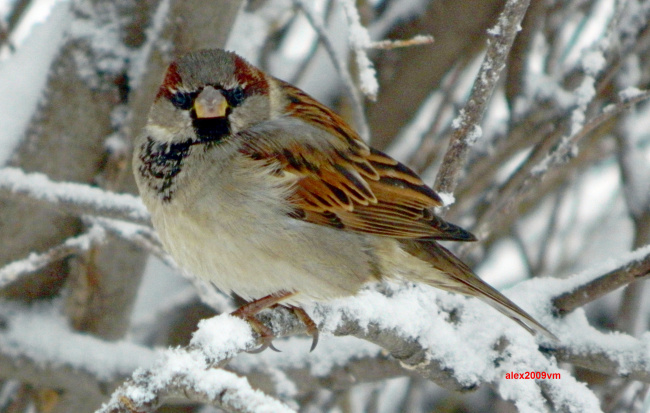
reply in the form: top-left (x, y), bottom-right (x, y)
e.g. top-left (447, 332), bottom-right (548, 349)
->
top-left (468, 89), bottom-right (650, 246)
top-left (434, 0), bottom-right (531, 196)
top-left (553, 249), bottom-right (650, 315)
top-left (293, 0), bottom-right (371, 140)
top-left (0, 168), bottom-right (150, 224)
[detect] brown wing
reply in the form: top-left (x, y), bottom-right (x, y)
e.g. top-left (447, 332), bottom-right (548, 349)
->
top-left (400, 239), bottom-right (557, 339)
top-left (239, 81), bottom-right (475, 242)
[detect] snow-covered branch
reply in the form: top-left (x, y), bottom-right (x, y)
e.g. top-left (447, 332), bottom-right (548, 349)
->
top-left (98, 316), bottom-right (292, 413)
top-left (0, 167), bottom-right (150, 224)
top-left (101, 245), bottom-right (650, 410)
top-left (0, 300), bottom-right (156, 401)
top-left (554, 248), bottom-right (650, 314)
top-left (99, 351), bottom-right (294, 413)
top-left (5, 246), bottom-right (650, 411)
top-left (0, 225), bottom-right (106, 289)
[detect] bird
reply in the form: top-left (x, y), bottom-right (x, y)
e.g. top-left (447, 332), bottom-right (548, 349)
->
top-left (133, 48), bottom-right (556, 351)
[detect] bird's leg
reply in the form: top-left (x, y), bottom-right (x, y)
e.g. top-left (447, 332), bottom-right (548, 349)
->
top-left (231, 291), bottom-right (295, 353)
top-left (289, 306), bottom-right (320, 351)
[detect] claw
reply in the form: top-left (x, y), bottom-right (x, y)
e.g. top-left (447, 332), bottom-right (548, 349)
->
top-left (290, 307), bottom-right (320, 352)
top-left (247, 342), bottom-right (269, 354)
top-left (231, 292), bottom-right (295, 352)
top-left (269, 341), bottom-right (282, 352)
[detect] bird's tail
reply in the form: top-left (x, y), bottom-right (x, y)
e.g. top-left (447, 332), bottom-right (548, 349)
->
top-left (400, 239), bottom-right (557, 341)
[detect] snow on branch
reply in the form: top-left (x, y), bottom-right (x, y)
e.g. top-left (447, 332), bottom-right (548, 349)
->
top-left (468, 88), bottom-right (650, 245)
top-left (529, 88), bottom-right (650, 180)
top-left (229, 336), bottom-right (405, 396)
top-left (0, 167), bottom-right (150, 224)
top-left (0, 224), bottom-right (106, 289)
top-left (368, 35), bottom-right (434, 50)
top-left (99, 315), bottom-right (293, 413)
top-left (554, 247), bottom-right (650, 314)
top-left (434, 0), bottom-right (530, 196)
top-left (100, 351), bottom-right (295, 412)
top-left (97, 242), bottom-right (650, 411)
top-left (0, 300), bottom-right (156, 396)
top-left (339, 0), bottom-right (378, 100)
top-left (87, 216), bottom-right (174, 268)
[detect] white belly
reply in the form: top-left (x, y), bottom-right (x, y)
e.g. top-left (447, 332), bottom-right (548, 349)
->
top-left (149, 195), bottom-right (377, 305)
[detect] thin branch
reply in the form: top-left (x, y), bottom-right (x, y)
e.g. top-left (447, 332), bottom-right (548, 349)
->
top-left (553, 249), bottom-right (650, 315)
top-left (467, 89), bottom-right (650, 247)
top-left (87, 217), bottom-right (174, 269)
top-left (434, 0), bottom-right (531, 196)
top-left (368, 35), bottom-right (434, 50)
top-left (0, 168), bottom-right (150, 224)
top-left (293, 0), bottom-right (371, 140)
top-left (0, 226), bottom-right (106, 289)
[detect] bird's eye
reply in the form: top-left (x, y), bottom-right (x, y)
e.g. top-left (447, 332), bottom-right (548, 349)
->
top-left (170, 91), bottom-right (194, 110)
top-left (224, 87), bottom-right (245, 107)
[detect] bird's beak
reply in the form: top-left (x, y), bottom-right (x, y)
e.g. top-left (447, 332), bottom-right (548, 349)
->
top-left (194, 86), bottom-right (228, 118)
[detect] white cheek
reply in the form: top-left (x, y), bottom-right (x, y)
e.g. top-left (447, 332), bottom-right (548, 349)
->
top-left (145, 108), bottom-right (193, 143)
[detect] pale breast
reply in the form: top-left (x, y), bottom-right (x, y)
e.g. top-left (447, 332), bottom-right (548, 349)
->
top-left (145, 150), bottom-right (380, 305)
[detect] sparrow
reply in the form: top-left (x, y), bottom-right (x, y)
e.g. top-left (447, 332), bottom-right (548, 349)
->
top-left (133, 49), bottom-right (555, 351)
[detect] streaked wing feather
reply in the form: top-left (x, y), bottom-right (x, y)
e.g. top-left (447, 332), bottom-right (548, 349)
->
top-left (239, 81), bottom-right (475, 242)
top-left (401, 240), bottom-right (557, 340)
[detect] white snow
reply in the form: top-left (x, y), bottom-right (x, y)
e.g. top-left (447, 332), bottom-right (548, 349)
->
top-left (0, 225), bottom-right (106, 289)
top-left (340, 0), bottom-right (379, 99)
top-left (619, 86), bottom-right (645, 101)
top-left (0, 0), bottom-right (71, 166)
top-left (437, 191), bottom-right (456, 207)
top-left (581, 50), bottom-right (606, 75)
top-left (0, 167), bottom-right (149, 222)
top-left (106, 347), bottom-right (294, 413)
top-left (0, 299), bottom-right (157, 381)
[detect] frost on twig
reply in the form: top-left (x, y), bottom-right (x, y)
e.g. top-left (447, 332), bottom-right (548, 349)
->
top-left (434, 0), bottom-right (530, 196)
top-left (368, 35), bottom-right (434, 50)
top-left (99, 316), bottom-right (293, 413)
top-left (0, 225), bottom-right (106, 290)
top-left (554, 248), bottom-right (650, 314)
top-left (0, 167), bottom-right (150, 224)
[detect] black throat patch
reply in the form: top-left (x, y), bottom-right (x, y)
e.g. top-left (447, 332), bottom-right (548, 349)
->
top-left (138, 118), bottom-right (231, 202)
top-left (138, 138), bottom-right (193, 202)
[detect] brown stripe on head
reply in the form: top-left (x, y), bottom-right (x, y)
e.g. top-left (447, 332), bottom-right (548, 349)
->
top-left (156, 62), bottom-right (183, 100)
top-left (233, 54), bottom-right (269, 96)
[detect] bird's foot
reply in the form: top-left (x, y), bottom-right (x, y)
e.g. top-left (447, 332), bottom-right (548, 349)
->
top-left (231, 292), bottom-right (294, 353)
top-left (288, 306), bottom-right (320, 352)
